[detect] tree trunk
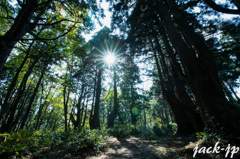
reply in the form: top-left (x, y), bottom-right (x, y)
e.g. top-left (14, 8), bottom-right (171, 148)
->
top-left (45, 108), bottom-right (54, 129)
top-left (150, 38), bottom-right (195, 135)
top-left (130, 82), bottom-right (137, 126)
top-left (0, 41), bottom-right (35, 121)
top-left (35, 86), bottom-right (52, 130)
top-left (0, 59), bottom-right (38, 132)
top-left (91, 68), bottom-right (103, 129)
top-left (75, 86), bottom-right (84, 129)
top-left (144, 108), bottom-right (147, 128)
top-left (11, 95), bottom-right (29, 132)
top-left (222, 82), bottom-right (236, 103)
top-left (0, 0), bottom-right (40, 73)
top-left (157, 0), bottom-right (240, 139)
top-left (90, 71), bottom-right (97, 129)
top-left (108, 68), bottom-right (118, 128)
top-left (226, 82), bottom-right (240, 103)
top-left (79, 96), bottom-right (86, 127)
top-left (82, 98), bottom-right (89, 127)
top-left (19, 69), bottom-right (45, 129)
top-left (0, 58), bottom-right (38, 121)
top-left (63, 85), bottom-right (70, 131)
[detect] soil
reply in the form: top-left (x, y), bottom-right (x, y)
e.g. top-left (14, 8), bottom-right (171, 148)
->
top-left (87, 136), bottom-right (198, 159)
top-left (12, 136), bottom-right (240, 159)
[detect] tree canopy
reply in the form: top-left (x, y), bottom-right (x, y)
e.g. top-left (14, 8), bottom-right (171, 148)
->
top-left (0, 0), bottom-right (240, 158)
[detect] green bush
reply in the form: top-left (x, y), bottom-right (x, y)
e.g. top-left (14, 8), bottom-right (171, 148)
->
top-left (108, 124), bottom-right (156, 139)
top-left (108, 125), bottom-right (132, 138)
top-left (153, 123), bottom-right (177, 136)
top-left (0, 128), bottom-right (107, 157)
top-left (169, 123), bottom-right (177, 135)
top-left (138, 128), bottom-right (154, 139)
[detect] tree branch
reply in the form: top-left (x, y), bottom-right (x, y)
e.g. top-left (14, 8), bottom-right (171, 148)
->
top-left (34, 19), bottom-right (78, 26)
top-left (0, 16), bottom-right (15, 20)
top-left (203, 0), bottom-right (240, 15)
top-left (21, 23), bottom-right (76, 41)
top-left (17, 0), bottom-right (23, 7)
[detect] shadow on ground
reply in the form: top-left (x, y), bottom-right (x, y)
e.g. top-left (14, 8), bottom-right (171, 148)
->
top-left (88, 136), bottom-right (197, 159)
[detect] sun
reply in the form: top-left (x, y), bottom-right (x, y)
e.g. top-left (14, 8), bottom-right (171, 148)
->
top-left (104, 52), bottom-right (115, 65)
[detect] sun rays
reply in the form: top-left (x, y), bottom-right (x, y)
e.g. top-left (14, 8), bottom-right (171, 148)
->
top-left (91, 39), bottom-right (125, 69)
top-left (105, 52), bottom-right (116, 66)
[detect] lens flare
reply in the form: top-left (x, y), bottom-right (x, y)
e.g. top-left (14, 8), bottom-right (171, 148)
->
top-left (105, 53), bottom-right (115, 65)
top-left (132, 107), bottom-right (139, 116)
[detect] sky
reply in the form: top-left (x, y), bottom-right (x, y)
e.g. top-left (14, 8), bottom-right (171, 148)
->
top-left (82, 0), bottom-right (112, 41)
top-left (82, 0), bottom-right (240, 95)
top-left (82, 0), bottom-right (153, 92)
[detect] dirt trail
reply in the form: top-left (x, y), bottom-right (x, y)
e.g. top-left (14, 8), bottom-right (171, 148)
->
top-left (88, 136), bottom-right (195, 159)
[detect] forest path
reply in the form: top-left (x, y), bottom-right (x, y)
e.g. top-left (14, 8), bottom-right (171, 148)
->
top-left (88, 136), bottom-right (195, 159)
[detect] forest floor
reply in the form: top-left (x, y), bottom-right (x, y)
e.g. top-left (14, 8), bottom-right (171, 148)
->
top-left (87, 136), bottom-right (203, 159)
top-left (17, 136), bottom-right (199, 159)
top-left (15, 136), bottom-right (240, 159)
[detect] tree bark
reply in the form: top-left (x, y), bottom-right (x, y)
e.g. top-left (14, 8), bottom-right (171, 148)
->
top-left (130, 82), bottom-right (137, 126)
top-left (0, 59), bottom-right (38, 132)
top-left (11, 93), bottom-right (29, 132)
top-left (0, 57), bottom-right (38, 121)
top-left (91, 68), bottom-right (103, 129)
top-left (75, 85), bottom-right (84, 129)
top-left (35, 85), bottom-right (52, 130)
top-left (90, 71), bottom-right (97, 129)
top-left (19, 68), bottom-right (45, 129)
top-left (203, 0), bottom-right (240, 14)
top-left (108, 68), bottom-right (118, 128)
top-left (63, 85), bottom-right (70, 131)
top-left (0, 0), bottom-right (41, 73)
top-left (82, 98), bottom-right (89, 127)
top-left (0, 41), bottom-right (35, 121)
top-left (150, 38), bottom-right (195, 135)
top-left (226, 82), bottom-right (240, 103)
top-left (157, 0), bottom-right (240, 139)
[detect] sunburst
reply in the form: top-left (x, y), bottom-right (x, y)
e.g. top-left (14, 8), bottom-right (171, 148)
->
top-left (105, 52), bottom-right (115, 66)
top-left (91, 39), bottom-right (125, 69)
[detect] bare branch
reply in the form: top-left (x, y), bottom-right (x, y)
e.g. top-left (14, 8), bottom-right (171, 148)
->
top-left (203, 0), bottom-right (240, 15)
top-left (21, 23), bottom-right (77, 41)
top-left (0, 16), bottom-right (15, 20)
top-left (17, 0), bottom-right (23, 7)
top-left (34, 19), bottom-right (77, 26)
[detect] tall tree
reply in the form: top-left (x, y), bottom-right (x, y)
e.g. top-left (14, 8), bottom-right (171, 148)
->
top-left (0, 0), bottom-right (99, 74)
top-left (108, 0), bottom-right (240, 138)
top-left (120, 53), bottom-right (141, 126)
top-left (107, 67), bottom-right (118, 128)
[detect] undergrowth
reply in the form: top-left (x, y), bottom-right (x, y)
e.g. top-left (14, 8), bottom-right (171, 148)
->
top-left (108, 123), bottom-right (177, 139)
top-left (0, 127), bottom-right (107, 158)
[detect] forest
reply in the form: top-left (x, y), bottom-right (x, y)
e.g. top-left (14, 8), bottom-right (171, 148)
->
top-left (0, 0), bottom-right (240, 158)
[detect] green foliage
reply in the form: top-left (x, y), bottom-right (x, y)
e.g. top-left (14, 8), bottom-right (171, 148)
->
top-left (108, 124), bottom-right (157, 139)
top-left (108, 125), bottom-right (132, 139)
top-left (201, 127), bottom-right (227, 146)
top-left (196, 132), bottom-right (206, 140)
top-left (153, 123), bottom-right (177, 136)
top-left (136, 126), bottom-right (155, 139)
top-left (0, 128), bottom-right (107, 157)
top-left (0, 130), bottom-right (34, 154)
top-left (195, 126), bottom-right (231, 147)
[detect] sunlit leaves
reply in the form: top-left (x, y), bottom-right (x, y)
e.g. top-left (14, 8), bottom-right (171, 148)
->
top-left (0, 1), bottom-right (16, 35)
top-left (0, 128), bottom-right (107, 156)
